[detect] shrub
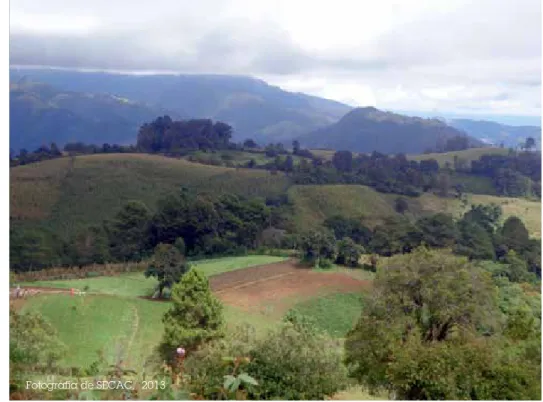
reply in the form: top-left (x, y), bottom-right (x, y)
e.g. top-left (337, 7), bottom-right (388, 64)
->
top-left (185, 318), bottom-right (349, 400)
top-left (336, 237), bottom-right (364, 267)
top-left (247, 317), bottom-right (348, 399)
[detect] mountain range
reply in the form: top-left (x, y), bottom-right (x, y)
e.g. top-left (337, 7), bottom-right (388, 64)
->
top-left (9, 68), bottom-right (350, 147)
top-left (10, 79), bottom-right (169, 151)
top-left (9, 68), bottom-right (540, 154)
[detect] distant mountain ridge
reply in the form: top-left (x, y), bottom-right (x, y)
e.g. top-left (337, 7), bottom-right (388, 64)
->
top-left (9, 68), bottom-right (352, 146)
top-left (297, 107), bottom-right (483, 154)
top-left (447, 119), bottom-right (541, 148)
top-left (9, 79), bottom-right (173, 151)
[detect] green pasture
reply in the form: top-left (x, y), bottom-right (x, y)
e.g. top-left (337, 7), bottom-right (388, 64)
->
top-left (22, 255), bottom-right (288, 296)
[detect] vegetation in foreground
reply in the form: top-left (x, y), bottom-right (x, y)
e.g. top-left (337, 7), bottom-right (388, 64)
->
top-left (345, 248), bottom-right (541, 400)
top-left (12, 246), bottom-right (540, 400)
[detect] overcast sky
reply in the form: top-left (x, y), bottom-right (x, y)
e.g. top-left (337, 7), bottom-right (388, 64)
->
top-left (9, 0), bottom-right (542, 118)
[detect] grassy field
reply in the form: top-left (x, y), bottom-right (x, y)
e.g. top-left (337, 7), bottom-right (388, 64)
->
top-left (19, 255), bottom-right (290, 368)
top-left (288, 184), bottom-right (541, 237)
top-left (18, 254), bottom-right (366, 369)
top-left (186, 150), bottom-right (309, 167)
top-left (469, 194), bottom-right (541, 238)
top-left (289, 292), bottom-right (364, 337)
top-left (10, 154), bottom-right (291, 238)
top-left (310, 147), bottom-right (509, 166)
top-left (22, 293), bottom-right (279, 369)
top-left (21, 294), bottom-right (168, 368)
top-left (22, 255), bottom-right (289, 296)
top-left (288, 184), bottom-right (397, 230)
top-left (408, 147), bottom-right (508, 167)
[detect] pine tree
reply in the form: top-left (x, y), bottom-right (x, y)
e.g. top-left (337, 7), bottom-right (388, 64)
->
top-left (160, 269), bottom-right (224, 362)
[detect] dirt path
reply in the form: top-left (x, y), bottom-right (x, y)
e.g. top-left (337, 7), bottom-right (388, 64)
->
top-left (125, 303), bottom-right (140, 366)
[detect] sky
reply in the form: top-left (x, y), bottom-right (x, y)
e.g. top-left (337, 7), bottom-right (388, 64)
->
top-left (9, 0), bottom-right (542, 120)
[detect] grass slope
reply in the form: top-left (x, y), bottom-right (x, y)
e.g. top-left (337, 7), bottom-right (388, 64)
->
top-left (22, 293), bottom-right (282, 369)
top-left (22, 294), bottom-right (169, 368)
top-left (288, 185), bottom-right (397, 230)
top-left (10, 154), bottom-right (290, 238)
top-left (288, 184), bottom-right (540, 237)
top-left (408, 147), bottom-right (508, 167)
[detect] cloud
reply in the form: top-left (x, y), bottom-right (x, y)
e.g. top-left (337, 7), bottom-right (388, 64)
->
top-left (9, 0), bottom-right (541, 116)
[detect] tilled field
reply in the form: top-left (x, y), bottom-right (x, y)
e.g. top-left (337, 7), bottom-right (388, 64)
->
top-left (209, 260), bottom-right (298, 291)
top-left (211, 260), bottom-right (371, 313)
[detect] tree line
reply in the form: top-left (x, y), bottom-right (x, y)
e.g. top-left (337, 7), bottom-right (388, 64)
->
top-left (10, 189), bottom-right (290, 272)
top-left (298, 203), bottom-right (540, 281)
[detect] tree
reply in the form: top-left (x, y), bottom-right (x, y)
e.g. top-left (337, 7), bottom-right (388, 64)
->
top-left (344, 248), bottom-right (510, 400)
top-left (336, 237), bottom-right (364, 267)
top-left (70, 225), bottom-right (110, 267)
top-left (292, 140), bottom-right (300, 155)
top-left (496, 216), bottom-right (530, 254)
top-left (324, 216), bottom-right (372, 246)
top-left (10, 308), bottom-right (66, 397)
top-left (284, 155), bottom-right (294, 173)
top-left (161, 269), bottom-right (224, 362)
top-left (370, 218), bottom-right (422, 256)
top-left (461, 203), bottom-right (502, 235)
top-left (50, 142), bottom-right (62, 157)
top-left (108, 200), bottom-right (151, 261)
top-left (416, 213), bottom-right (459, 248)
top-left (145, 243), bottom-right (190, 298)
top-left (500, 250), bottom-right (535, 283)
top-left (522, 239), bottom-right (541, 277)
top-left (150, 192), bottom-right (219, 253)
top-left (394, 197), bottom-right (409, 214)
top-left (299, 230), bottom-right (337, 265)
top-left (455, 220), bottom-right (496, 261)
top-left (173, 237), bottom-right (186, 256)
top-left (332, 150), bottom-right (353, 172)
top-left (494, 168), bottom-right (532, 197)
top-left (243, 139), bottom-right (258, 149)
top-left (524, 137), bottom-right (536, 151)
top-left (444, 135), bottom-right (469, 152)
top-left (436, 172), bottom-right (451, 197)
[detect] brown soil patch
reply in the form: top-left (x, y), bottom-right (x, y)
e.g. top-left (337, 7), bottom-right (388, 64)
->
top-left (210, 260), bottom-right (298, 291)
top-left (212, 261), bottom-right (371, 314)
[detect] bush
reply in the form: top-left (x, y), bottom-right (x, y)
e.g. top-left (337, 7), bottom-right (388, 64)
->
top-left (335, 237), bottom-right (364, 267)
top-left (247, 317), bottom-right (348, 399)
top-left (185, 318), bottom-right (349, 400)
top-left (316, 258), bottom-right (334, 269)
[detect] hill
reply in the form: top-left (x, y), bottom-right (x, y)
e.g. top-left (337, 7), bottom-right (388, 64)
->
top-left (288, 184), bottom-right (540, 237)
top-left (10, 154), bottom-right (290, 239)
top-left (297, 107), bottom-right (484, 154)
top-left (10, 68), bottom-right (351, 145)
top-left (407, 147), bottom-right (509, 167)
top-left (12, 152), bottom-right (540, 242)
top-left (9, 80), bottom-right (168, 151)
top-left (448, 119), bottom-right (541, 148)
